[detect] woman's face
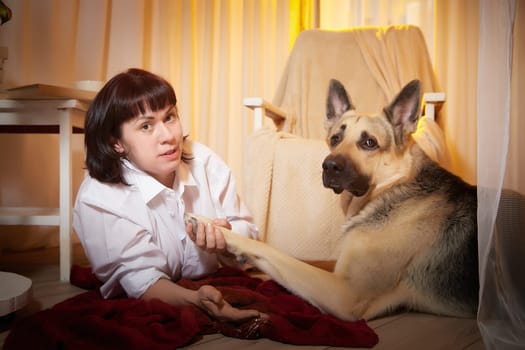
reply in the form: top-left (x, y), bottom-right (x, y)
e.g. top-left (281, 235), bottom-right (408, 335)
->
top-left (114, 104), bottom-right (183, 187)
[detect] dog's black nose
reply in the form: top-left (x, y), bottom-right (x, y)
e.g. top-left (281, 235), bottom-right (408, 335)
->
top-left (322, 156), bottom-right (346, 194)
top-left (322, 158), bottom-right (344, 173)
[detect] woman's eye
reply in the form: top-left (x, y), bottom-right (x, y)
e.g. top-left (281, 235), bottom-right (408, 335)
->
top-left (141, 123), bottom-right (151, 131)
top-left (165, 111), bottom-right (179, 123)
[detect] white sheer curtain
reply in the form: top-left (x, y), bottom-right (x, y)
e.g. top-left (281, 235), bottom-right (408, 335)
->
top-left (319, 0), bottom-right (435, 59)
top-left (477, 1), bottom-right (524, 349)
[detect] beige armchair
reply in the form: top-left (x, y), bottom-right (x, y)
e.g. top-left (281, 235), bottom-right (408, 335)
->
top-left (242, 25), bottom-right (447, 263)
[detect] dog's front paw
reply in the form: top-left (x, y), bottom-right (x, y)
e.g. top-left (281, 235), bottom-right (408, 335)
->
top-left (183, 212), bottom-right (213, 233)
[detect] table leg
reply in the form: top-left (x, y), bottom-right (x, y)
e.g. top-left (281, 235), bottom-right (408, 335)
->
top-left (58, 110), bottom-right (73, 282)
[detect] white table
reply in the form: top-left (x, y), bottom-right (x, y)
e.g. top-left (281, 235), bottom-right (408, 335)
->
top-left (0, 84), bottom-right (95, 281)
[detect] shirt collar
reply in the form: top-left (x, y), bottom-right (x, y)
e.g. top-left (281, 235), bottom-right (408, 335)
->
top-left (122, 159), bottom-right (197, 204)
top-left (173, 159), bottom-right (197, 194)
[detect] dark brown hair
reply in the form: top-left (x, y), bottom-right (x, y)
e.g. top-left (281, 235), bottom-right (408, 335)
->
top-left (84, 68), bottom-right (191, 184)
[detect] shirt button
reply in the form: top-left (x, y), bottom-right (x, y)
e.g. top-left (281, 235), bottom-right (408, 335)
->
top-left (168, 211), bottom-right (175, 216)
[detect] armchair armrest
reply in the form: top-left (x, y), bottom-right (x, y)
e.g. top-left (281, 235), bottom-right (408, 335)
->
top-left (243, 97), bottom-right (286, 130)
top-left (423, 92), bottom-right (446, 120)
top-left (243, 92), bottom-right (445, 129)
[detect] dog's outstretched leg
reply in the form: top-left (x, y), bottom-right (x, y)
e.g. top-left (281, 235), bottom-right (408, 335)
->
top-left (184, 213), bottom-right (367, 321)
top-left (219, 226), bottom-right (368, 321)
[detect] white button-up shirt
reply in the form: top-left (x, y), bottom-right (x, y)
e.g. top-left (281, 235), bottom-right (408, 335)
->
top-left (73, 141), bottom-right (258, 299)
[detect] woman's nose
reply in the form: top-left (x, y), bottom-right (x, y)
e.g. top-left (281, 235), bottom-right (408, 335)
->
top-left (157, 122), bottom-right (175, 142)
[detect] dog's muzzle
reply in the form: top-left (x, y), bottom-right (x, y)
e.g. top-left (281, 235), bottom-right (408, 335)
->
top-left (322, 154), bottom-right (370, 196)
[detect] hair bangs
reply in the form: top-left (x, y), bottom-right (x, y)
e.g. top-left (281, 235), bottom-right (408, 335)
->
top-left (110, 75), bottom-right (177, 125)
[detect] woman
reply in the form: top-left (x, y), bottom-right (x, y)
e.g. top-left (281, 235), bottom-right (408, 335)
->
top-left (73, 68), bottom-right (263, 321)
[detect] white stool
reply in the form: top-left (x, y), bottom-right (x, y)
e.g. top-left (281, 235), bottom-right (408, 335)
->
top-left (0, 271), bottom-right (32, 317)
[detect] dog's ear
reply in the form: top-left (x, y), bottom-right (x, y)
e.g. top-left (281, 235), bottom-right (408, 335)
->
top-left (326, 79), bottom-right (354, 129)
top-left (384, 80), bottom-right (421, 146)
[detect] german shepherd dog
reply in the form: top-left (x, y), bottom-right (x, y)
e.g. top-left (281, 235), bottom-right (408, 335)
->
top-left (186, 79), bottom-right (478, 321)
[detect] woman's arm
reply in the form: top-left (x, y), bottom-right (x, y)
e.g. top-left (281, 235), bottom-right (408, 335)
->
top-left (141, 278), bottom-right (265, 322)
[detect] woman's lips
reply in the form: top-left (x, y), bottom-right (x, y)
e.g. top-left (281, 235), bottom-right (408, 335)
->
top-left (160, 148), bottom-right (178, 159)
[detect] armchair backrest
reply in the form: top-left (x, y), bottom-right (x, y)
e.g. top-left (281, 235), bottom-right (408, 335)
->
top-left (272, 25), bottom-right (438, 139)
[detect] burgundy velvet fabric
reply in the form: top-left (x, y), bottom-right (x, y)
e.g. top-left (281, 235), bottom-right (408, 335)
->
top-left (3, 265), bottom-right (378, 349)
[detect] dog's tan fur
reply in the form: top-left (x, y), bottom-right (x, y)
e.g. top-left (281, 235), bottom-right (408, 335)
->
top-left (187, 79), bottom-right (478, 321)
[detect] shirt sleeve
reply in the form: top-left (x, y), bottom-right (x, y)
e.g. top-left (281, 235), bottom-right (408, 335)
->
top-left (204, 150), bottom-right (259, 240)
top-left (73, 199), bottom-right (170, 299)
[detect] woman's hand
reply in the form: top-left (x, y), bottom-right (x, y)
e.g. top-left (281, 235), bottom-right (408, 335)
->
top-left (143, 279), bottom-right (267, 323)
top-left (196, 284), bottom-right (266, 322)
top-left (186, 218), bottom-right (231, 254)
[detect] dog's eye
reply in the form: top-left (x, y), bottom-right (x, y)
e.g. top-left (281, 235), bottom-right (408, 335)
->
top-left (330, 134), bottom-right (342, 147)
top-left (329, 125), bottom-right (346, 147)
top-left (358, 135), bottom-right (379, 150)
top-left (363, 138), bottom-right (378, 150)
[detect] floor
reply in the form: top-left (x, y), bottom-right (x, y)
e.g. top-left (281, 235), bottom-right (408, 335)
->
top-left (0, 244), bottom-right (486, 350)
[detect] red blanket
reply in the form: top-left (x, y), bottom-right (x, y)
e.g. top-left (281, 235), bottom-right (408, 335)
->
top-left (3, 265), bottom-right (378, 349)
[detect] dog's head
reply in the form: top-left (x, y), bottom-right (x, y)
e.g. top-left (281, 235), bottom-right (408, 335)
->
top-left (322, 79), bottom-right (421, 196)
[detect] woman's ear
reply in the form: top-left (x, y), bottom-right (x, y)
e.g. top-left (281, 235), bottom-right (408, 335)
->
top-left (113, 141), bottom-right (125, 154)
